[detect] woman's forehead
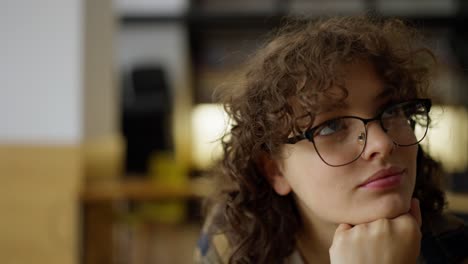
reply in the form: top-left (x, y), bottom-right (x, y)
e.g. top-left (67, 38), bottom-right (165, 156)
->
top-left (279, 58), bottom-right (412, 133)
top-left (289, 75), bottom-right (396, 119)
top-left (321, 61), bottom-right (394, 103)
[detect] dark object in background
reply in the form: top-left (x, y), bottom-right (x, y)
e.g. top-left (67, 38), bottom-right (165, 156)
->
top-left (449, 171), bottom-right (468, 193)
top-left (121, 66), bottom-right (172, 175)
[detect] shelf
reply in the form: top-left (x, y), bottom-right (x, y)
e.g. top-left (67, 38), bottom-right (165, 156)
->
top-left (81, 178), bottom-right (213, 203)
top-left (120, 12), bottom-right (283, 29)
top-left (120, 12), bottom-right (467, 28)
top-left (81, 179), bottom-right (468, 213)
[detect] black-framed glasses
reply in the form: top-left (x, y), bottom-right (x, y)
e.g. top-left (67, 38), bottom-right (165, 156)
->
top-left (286, 99), bottom-right (432, 167)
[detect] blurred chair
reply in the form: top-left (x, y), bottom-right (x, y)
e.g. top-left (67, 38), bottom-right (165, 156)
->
top-left (121, 66), bottom-right (173, 175)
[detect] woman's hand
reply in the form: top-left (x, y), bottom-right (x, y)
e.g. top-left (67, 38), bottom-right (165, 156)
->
top-left (329, 198), bottom-right (422, 264)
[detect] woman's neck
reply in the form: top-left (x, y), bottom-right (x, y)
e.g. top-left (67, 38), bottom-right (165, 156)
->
top-left (296, 212), bottom-right (338, 264)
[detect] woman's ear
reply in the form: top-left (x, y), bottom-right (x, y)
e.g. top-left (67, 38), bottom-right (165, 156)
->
top-left (256, 152), bottom-right (292, 196)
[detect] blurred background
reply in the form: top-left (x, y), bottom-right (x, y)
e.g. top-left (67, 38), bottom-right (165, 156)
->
top-left (1, 0), bottom-right (467, 263)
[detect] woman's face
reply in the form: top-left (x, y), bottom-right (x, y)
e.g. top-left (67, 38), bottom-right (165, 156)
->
top-left (271, 60), bottom-right (418, 226)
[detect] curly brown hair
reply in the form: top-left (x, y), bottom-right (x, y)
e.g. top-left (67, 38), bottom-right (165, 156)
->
top-left (206, 15), bottom-right (446, 263)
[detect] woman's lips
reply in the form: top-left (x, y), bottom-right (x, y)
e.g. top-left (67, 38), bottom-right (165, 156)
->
top-left (359, 167), bottom-right (406, 190)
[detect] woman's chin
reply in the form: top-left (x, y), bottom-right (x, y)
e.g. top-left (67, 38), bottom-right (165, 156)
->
top-left (371, 207), bottom-right (408, 221)
top-left (347, 199), bottom-right (411, 224)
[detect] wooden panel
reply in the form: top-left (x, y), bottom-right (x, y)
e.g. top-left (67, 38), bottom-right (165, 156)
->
top-left (0, 145), bottom-right (81, 264)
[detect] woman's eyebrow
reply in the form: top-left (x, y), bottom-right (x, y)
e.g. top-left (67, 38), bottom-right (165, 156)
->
top-left (375, 87), bottom-right (393, 100)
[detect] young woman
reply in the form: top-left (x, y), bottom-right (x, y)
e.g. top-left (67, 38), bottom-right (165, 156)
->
top-left (194, 16), bottom-right (468, 264)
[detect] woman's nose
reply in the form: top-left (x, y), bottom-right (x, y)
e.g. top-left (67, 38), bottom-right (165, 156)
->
top-left (360, 122), bottom-right (395, 161)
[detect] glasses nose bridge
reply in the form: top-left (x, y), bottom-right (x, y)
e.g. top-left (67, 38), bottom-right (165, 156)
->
top-left (361, 116), bottom-right (385, 131)
top-left (360, 115), bottom-right (395, 147)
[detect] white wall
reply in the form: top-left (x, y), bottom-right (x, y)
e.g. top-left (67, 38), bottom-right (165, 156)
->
top-left (114, 0), bottom-right (189, 15)
top-left (0, 0), bottom-right (83, 144)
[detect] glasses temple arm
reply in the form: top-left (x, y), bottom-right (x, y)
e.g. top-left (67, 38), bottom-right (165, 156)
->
top-left (286, 134), bottom-right (307, 144)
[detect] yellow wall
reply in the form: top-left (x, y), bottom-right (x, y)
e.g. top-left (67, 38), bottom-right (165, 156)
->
top-left (0, 145), bottom-right (81, 264)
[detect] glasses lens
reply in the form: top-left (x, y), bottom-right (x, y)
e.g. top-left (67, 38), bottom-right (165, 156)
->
top-left (382, 101), bottom-right (429, 146)
top-left (310, 100), bottom-right (429, 166)
top-left (312, 118), bottom-right (366, 166)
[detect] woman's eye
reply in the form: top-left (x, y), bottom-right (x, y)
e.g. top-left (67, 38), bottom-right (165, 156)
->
top-left (316, 120), bottom-right (343, 136)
